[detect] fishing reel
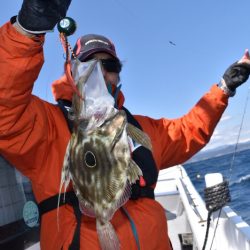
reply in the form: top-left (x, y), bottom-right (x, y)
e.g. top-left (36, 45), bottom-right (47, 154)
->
top-left (57, 17), bottom-right (78, 94)
top-left (57, 17), bottom-right (77, 63)
top-left (57, 17), bottom-right (77, 36)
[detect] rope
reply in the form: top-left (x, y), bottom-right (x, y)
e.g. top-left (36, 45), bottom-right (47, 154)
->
top-left (202, 210), bottom-right (212, 250)
top-left (204, 181), bottom-right (231, 212)
top-left (202, 180), bottom-right (231, 250)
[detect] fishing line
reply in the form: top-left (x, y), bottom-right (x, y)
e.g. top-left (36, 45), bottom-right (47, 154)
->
top-left (206, 86), bottom-right (250, 250)
top-left (209, 208), bottom-right (222, 250)
top-left (228, 87), bottom-right (250, 183)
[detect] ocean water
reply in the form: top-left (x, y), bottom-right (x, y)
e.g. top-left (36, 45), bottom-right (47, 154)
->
top-left (184, 148), bottom-right (250, 225)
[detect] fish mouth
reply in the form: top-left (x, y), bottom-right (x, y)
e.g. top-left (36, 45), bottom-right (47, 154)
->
top-left (71, 58), bottom-right (98, 87)
top-left (70, 59), bottom-right (116, 131)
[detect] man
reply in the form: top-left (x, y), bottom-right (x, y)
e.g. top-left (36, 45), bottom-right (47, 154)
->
top-left (0, 1), bottom-right (250, 249)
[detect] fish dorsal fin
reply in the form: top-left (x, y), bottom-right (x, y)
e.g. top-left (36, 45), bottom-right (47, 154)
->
top-left (127, 159), bottom-right (143, 184)
top-left (127, 123), bottom-right (152, 151)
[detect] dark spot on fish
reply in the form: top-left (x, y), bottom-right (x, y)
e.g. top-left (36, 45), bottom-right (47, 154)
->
top-left (84, 151), bottom-right (96, 168)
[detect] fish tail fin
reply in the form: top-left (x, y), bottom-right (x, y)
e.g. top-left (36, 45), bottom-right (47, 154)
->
top-left (96, 220), bottom-right (120, 250)
top-left (127, 123), bottom-right (152, 151)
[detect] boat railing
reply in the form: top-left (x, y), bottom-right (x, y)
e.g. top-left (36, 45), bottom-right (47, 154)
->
top-left (155, 165), bottom-right (250, 250)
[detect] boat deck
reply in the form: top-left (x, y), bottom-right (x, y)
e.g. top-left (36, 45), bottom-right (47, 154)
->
top-left (155, 165), bottom-right (250, 250)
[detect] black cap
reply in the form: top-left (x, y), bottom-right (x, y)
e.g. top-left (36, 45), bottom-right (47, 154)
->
top-left (73, 34), bottom-right (119, 62)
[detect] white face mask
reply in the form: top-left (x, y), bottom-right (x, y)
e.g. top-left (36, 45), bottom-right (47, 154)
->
top-left (71, 59), bottom-right (116, 130)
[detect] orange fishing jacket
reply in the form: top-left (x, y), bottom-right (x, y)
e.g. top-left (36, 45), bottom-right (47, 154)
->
top-left (0, 21), bottom-right (228, 250)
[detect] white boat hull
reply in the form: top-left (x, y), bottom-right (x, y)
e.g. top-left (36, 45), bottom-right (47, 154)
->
top-left (155, 165), bottom-right (250, 250)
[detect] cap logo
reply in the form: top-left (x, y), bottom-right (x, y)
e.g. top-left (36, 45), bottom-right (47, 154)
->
top-left (85, 39), bottom-right (109, 46)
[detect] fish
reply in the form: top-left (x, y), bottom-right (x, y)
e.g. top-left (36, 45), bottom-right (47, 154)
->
top-left (59, 59), bottom-right (152, 249)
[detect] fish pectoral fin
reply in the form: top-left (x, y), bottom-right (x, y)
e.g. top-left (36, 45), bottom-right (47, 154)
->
top-left (127, 160), bottom-right (143, 184)
top-left (78, 199), bottom-right (96, 217)
top-left (96, 220), bottom-right (120, 250)
top-left (127, 123), bottom-right (152, 151)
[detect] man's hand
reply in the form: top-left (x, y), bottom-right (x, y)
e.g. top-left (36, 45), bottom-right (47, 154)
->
top-left (221, 50), bottom-right (250, 95)
top-left (17, 0), bottom-right (72, 34)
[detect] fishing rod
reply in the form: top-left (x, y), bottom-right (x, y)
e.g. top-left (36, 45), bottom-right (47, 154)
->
top-left (228, 87), bottom-right (250, 182)
top-left (207, 86), bottom-right (250, 250)
top-left (202, 84), bottom-right (250, 250)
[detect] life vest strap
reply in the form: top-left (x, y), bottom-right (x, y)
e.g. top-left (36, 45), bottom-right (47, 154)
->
top-left (38, 190), bottom-right (78, 217)
top-left (121, 207), bottom-right (140, 250)
top-left (38, 187), bottom-right (154, 218)
top-left (38, 191), bottom-right (81, 250)
top-left (38, 190), bottom-right (154, 250)
top-left (130, 185), bottom-right (155, 200)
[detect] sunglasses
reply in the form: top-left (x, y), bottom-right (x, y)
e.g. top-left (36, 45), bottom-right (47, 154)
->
top-left (100, 58), bottom-right (122, 73)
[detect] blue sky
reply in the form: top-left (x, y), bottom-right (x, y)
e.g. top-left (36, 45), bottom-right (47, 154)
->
top-left (1, 0), bottom-right (250, 151)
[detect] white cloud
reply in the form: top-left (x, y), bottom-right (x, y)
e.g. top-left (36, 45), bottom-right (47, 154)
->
top-left (239, 138), bottom-right (250, 143)
top-left (203, 125), bottom-right (250, 151)
top-left (220, 115), bottom-right (232, 122)
top-left (196, 108), bottom-right (250, 151)
top-left (243, 129), bottom-right (250, 135)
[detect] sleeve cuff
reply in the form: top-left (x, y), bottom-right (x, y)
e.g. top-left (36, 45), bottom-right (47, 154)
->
top-left (217, 79), bottom-right (236, 97)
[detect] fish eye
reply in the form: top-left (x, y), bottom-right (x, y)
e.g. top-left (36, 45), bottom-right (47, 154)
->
top-left (84, 151), bottom-right (96, 168)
